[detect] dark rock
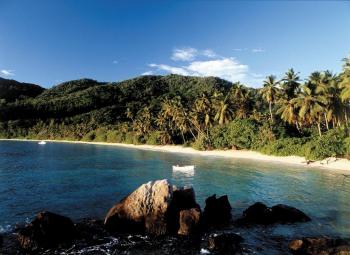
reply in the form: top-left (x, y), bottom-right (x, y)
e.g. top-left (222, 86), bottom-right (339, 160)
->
top-left (0, 234), bottom-right (3, 247)
top-left (16, 211), bottom-right (76, 251)
top-left (104, 179), bottom-right (173, 235)
top-left (167, 186), bottom-right (201, 234)
top-left (74, 218), bottom-right (108, 246)
top-left (178, 208), bottom-right (201, 236)
top-left (237, 202), bottom-right (311, 225)
top-left (289, 237), bottom-right (350, 255)
top-left (172, 186), bottom-right (199, 210)
top-left (240, 202), bottom-right (272, 224)
top-left (208, 233), bottom-right (243, 254)
top-left (271, 204), bottom-right (311, 223)
top-left (203, 194), bottom-right (232, 227)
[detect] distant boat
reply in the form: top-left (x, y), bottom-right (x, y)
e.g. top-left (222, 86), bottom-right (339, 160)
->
top-left (38, 141), bottom-right (46, 145)
top-left (172, 165), bottom-right (195, 171)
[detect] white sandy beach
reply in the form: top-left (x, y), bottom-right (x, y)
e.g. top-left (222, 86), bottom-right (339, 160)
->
top-left (1, 138), bottom-right (350, 172)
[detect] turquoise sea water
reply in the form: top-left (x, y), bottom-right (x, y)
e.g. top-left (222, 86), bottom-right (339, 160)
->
top-left (0, 140), bottom-right (350, 240)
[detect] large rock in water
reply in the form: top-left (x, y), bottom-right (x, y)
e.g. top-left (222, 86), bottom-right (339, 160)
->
top-left (177, 208), bottom-right (201, 236)
top-left (208, 233), bottom-right (243, 255)
top-left (167, 186), bottom-right (201, 234)
top-left (271, 204), bottom-right (311, 223)
top-left (237, 202), bottom-right (311, 225)
top-left (17, 211), bottom-right (76, 251)
top-left (104, 179), bottom-right (173, 235)
top-left (203, 194), bottom-right (232, 227)
top-left (289, 237), bottom-right (350, 255)
top-left (239, 202), bottom-right (271, 224)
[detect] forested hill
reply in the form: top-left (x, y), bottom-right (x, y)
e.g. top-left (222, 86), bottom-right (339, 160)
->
top-left (0, 67), bottom-right (350, 161)
top-left (0, 74), bottom-right (241, 137)
top-left (0, 77), bottom-right (45, 102)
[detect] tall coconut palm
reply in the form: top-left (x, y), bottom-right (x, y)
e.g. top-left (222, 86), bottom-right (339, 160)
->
top-left (159, 97), bottom-right (195, 143)
top-left (340, 57), bottom-right (350, 125)
top-left (259, 75), bottom-right (280, 123)
top-left (292, 85), bottom-right (326, 136)
top-left (281, 68), bottom-right (301, 99)
top-left (230, 83), bottom-right (251, 118)
top-left (316, 71), bottom-right (344, 129)
top-left (193, 93), bottom-right (215, 134)
top-left (133, 107), bottom-right (152, 136)
top-left (213, 93), bottom-right (234, 125)
top-left (277, 98), bottom-right (300, 131)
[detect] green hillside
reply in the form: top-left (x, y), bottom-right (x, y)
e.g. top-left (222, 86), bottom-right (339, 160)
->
top-left (0, 61), bottom-right (350, 161)
top-left (0, 77), bottom-right (45, 102)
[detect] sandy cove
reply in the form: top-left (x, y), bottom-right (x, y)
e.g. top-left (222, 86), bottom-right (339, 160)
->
top-left (1, 138), bottom-right (350, 172)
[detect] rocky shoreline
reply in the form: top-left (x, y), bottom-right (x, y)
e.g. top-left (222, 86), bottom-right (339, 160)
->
top-left (1, 179), bottom-right (349, 254)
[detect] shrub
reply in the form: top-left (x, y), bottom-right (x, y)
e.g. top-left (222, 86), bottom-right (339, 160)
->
top-left (192, 134), bottom-right (210, 151)
top-left (344, 137), bottom-right (350, 159)
top-left (209, 125), bottom-right (229, 149)
top-left (124, 131), bottom-right (141, 144)
top-left (93, 128), bottom-right (107, 142)
top-left (145, 131), bottom-right (162, 145)
top-left (259, 137), bottom-right (308, 157)
top-left (82, 131), bottom-right (95, 141)
top-left (106, 130), bottom-right (124, 143)
top-left (304, 128), bottom-right (347, 160)
top-left (225, 119), bottom-right (259, 149)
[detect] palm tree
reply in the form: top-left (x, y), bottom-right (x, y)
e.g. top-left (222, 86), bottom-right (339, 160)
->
top-left (340, 57), bottom-right (350, 125)
top-left (259, 75), bottom-right (280, 123)
top-left (133, 107), bottom-right (152, 136)
top-left (230, 83), bottom-right (251, 118)
top-left (125, 107), bottom-right (134, 122)
top-left (213, 93), bottom-right (234, 125)
top-left (316, 71), bottom-right (344, 129)
top-left (281, 68), bottom-right (301, 99)
top-left (292, 84), bottom-right (326, 136)
top-left (277, 98), bottom-right (300, 131)
top-left (193, 93), bottom-right (215, 135)
top-left (159, 97), bottom-right (196, 143)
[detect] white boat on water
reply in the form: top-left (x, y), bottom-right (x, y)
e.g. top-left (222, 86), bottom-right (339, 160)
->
top-left (172, 165), bottom-right (195, 171)
top-left (38, 141), bottom-right (46, 145)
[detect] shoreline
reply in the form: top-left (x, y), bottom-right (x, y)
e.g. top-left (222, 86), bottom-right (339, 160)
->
top-left (1, 138), bottom-right (350, 172)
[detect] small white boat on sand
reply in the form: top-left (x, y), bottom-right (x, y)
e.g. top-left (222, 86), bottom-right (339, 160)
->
top-left (38, 141), bottom-right (46, 145)
top-left (172, 165), bottom-right (195, 171)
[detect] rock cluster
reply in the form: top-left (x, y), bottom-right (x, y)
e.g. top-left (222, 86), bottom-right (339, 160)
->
top-left (104, 180), bottom-right (204, 236)
top-left (237, 201), bottom-right (311, 225)
top-left (17, 211), bottom-right (76, 251)
top-left (203, 194), bottom-right (232, 227)
top-left (289, 237), bottom-right (350, 255)
top-left (208, 233), bottom-right (243, 254)
top-left (2, 179), bottom-right (321, 254)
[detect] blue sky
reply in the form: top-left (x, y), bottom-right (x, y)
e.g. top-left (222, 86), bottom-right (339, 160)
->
top-left (0, 0), bottom-right (349, 88)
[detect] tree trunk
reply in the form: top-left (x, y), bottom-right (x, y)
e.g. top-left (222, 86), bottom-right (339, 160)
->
top-left (189, 127), bottom-right (197, 140)
top-left (324, 112), bottom-right (329, 131)
top-left (345, 110), bottom-right (348, 127)
top-left (269, 101), bottom-right (274, 123)
top-left (181, 131), bottom-right (186, 144)
top-left (317, 122), bottom-right (322, 137)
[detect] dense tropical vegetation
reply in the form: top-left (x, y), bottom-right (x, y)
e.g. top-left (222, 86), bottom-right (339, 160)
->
top-left (1, 57), bottom-right (350, 160)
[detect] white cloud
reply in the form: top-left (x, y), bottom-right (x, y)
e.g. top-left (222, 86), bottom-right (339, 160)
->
top-left (171, 47), bottom-right (197, 61)
top-left (145, 47), bottom-right (269, 87)
top-left (141, 71), bottom-right (154, 75)
top-left (1, 69), bottom-right (14, 76)
top-left (112, 60), bottom-right (118, 64)
top-left (149, 63), bottom-right (189, 76)
top-left (171, 47), bottom-right (219, 61)
top-left (202, 49), bottom-right (217, 58)
top-left (148, 58), bottom-right (248, 83)
top-left (252, 48), bottom-right (265, 53)
top-left (187, 58), bottom-right (248, 82)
